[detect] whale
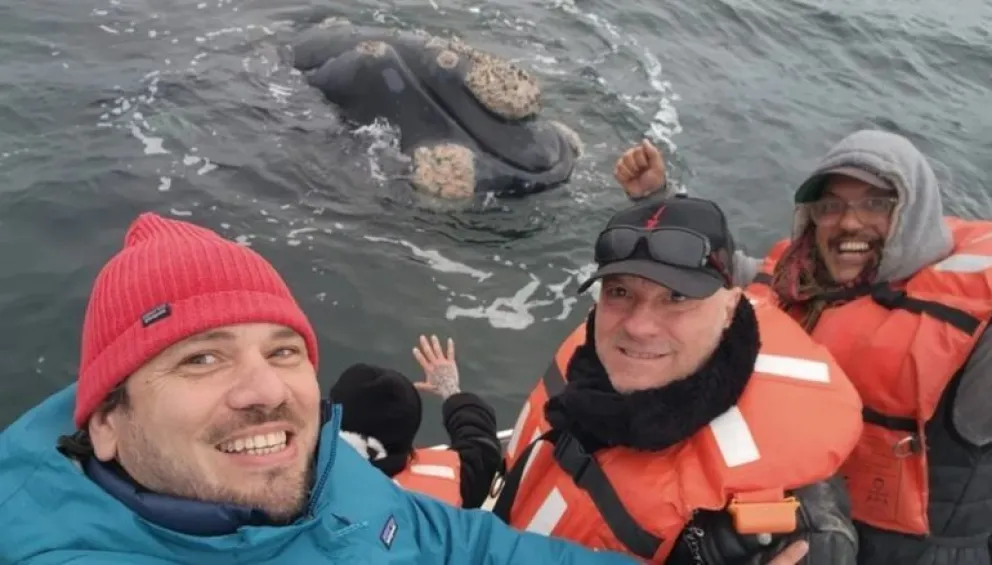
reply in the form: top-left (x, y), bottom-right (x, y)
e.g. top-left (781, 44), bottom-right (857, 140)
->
top-left (291, 21), bottom-right (583, 199)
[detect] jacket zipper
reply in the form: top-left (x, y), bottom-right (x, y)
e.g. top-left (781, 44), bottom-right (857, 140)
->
top-left (683, 522), bottom-right (706, 564)
top-left (305, 405), bottom-right (341, 518)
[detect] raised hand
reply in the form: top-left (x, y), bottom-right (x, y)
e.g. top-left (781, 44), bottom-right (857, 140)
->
top-left (613, 139), bottom-right (667, 200)
top-left (412, 334), bottom-right (461, 400)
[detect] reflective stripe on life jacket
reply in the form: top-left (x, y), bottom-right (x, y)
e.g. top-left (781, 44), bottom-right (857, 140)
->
top-left (496, 299), bottom-right (863, 562)
top-left (502, 323), bottom-right (585, 471)
top-left (393, 448), bottom-right (462, 507)
top-left (747, 217), bottom-right (992, 536)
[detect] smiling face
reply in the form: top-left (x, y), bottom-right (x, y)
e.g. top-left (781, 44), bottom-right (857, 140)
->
top-left (87, 322), bottom-right (322, 523)
top-left (809, 175), bottom-right (897, 285)
top-left (593, 274), bottom-right (740, 392)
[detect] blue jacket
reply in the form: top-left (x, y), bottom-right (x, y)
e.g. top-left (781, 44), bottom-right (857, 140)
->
top-left (0, 385), bottom-right (635, 565)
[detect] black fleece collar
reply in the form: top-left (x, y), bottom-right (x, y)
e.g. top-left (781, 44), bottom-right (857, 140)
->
top-left (544, 297), bottom-right (760, 452)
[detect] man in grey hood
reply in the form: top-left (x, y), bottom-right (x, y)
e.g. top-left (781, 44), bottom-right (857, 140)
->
top-left (613, 130), bottom-right (992, 565)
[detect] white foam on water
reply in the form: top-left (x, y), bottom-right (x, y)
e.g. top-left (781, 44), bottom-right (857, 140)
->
top-left (267, 83), bottom-right (294, 103)
top-left (286, 225), bottom-right (334, 247)
top-left (442, 262), bottom-right (597, 330)
top-left (549, 0), bottom-right (683, 149)
top-left (446, 275), bottom-right (545, 330)
top-left (162, 206), bottom-right (595, 330)
top-left (92, 1), bottom-right (302, 194)
top-left (358, 227), bottom-right (598, 329)
top-left (465, 4), bottom-right (539, 33)
top-left (0, 148), bottom-right (29, 162)
top-left (352, 119), bottom-right (408, 183)
top-left (128, 122), bottom-right (168, 155)
top-left (363, 235), bottom-right (492, 281)
top-left (197, 159), bottom-right (217, 175)
top-left (528, 54), bottom-right (567, 76)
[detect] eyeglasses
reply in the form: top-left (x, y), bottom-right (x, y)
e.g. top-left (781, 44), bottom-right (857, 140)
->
top-left (593, 226), bottom-right (732, 286)
top-left (805, 196), bottom-right (896, 226)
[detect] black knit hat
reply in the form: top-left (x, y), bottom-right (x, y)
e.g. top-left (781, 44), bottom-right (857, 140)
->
top-left (329, 363), bottom-right (422, 475)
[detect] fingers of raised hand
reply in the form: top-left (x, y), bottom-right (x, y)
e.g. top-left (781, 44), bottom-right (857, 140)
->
top-left (430, 335), bottom-right (444, 359)
top-left (614, 161), bottom-right (629, 181)
top-left (621, 150), bottom-right (643, 173)
top-left (417, 335), bottom-right (437, 363)
top-left (414, 334), bottom-right (454, 369)
top-left (641, 139), bottom-right (662, 162)
top-left (412, 345), bottom-right (431, 371)
top-left (632, 148), bottom-right (648, 170)
top-left (413, 381), bottom-right (437, 393)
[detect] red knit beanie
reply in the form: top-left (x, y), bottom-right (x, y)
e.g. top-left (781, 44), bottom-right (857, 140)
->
top-left (74, 212), bottom-right (319, 428)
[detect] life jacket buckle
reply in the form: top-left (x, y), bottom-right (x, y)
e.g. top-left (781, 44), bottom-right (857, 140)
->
top-left (553, 432), bottom-right (592, 484)
top-left (892, 434), bottom-right (921, 458)
top-left (488, 473), bottom-right (505, 498)
top-left (870, 285), bottom-right (907, 309)
top-left (726, 492), bottom-right (800, 535)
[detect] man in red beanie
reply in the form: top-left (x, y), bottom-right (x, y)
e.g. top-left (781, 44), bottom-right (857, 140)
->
top-left (0, 212), bottom-right (638, 565)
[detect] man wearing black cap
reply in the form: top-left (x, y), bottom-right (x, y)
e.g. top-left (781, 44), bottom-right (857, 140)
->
top-left (491, 195), bottom-right (862, 564)
top-left (330, 334), bottom-right (501, 509)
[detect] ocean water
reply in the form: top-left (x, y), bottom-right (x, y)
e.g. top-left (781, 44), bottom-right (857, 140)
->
top-left (1, 0), bottom-right (989, 441)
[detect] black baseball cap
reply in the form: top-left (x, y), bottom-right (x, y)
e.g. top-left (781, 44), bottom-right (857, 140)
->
top-left (577, 194), bottom-right (735, 298)
top-left (795, 166), bottom-right (892, 203)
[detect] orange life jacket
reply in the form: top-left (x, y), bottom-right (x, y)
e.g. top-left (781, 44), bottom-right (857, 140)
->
top-left (747, 217), bottom-right (992, 536)
top-left (393, 448), bottom-right (462, 507)
top-left (496, 298), bottom-right (863, 562)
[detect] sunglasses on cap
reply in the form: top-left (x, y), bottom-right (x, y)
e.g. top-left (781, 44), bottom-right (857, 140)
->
top-left (593, 226), bottom-right (732, 286)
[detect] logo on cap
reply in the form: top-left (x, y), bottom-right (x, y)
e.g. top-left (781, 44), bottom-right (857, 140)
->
top-left (141, 303), bottom-right (172, 328)
top-left (644, 205), bottom-right (666, 228)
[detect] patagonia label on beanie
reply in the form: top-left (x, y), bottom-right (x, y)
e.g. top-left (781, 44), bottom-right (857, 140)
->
top-left (141, 304), bottom-right (172, 328)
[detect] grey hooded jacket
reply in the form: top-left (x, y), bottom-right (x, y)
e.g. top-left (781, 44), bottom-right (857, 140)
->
top-left (734, 130), bottom-right (992, 451)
